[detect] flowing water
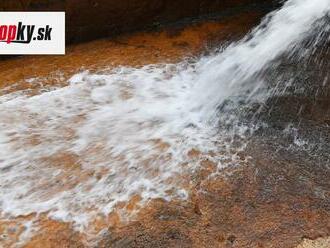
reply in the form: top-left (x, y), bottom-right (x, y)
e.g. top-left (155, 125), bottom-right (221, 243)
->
top-left (0, 0), bottom-right (329, 245)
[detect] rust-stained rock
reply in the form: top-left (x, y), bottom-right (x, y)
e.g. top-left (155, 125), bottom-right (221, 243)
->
top-left (0, 3), bottom-right (329, 248)
top-left (101, 151), bottom-right (329, 248)
top-left (0, 10), bottom-right (266, 248)
top-left (23, 219), bottom-right (84, 248)
top-left (0, 0), bottom-right (278, 43)
top-left (0, 11), bottom-right (263, 91)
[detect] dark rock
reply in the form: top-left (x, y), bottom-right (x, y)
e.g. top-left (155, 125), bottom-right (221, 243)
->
top-left (0, 0), bottom-right (279, 44)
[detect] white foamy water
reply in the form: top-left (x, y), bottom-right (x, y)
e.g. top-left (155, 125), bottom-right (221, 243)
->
top-left (0, 0), bottom-right (329, 244)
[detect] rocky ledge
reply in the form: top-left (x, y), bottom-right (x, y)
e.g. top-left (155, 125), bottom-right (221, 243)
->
top-left (0, 0), bottom-right (278, 43)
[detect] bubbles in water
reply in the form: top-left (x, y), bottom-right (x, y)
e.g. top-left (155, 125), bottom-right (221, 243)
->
top-left (0, 0), bottom-right (329, 244)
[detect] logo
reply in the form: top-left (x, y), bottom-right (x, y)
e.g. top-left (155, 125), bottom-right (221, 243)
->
top-left (0, 23), bottom-right (53, 44)
top-left (0, 12), bottom-right (65, 55)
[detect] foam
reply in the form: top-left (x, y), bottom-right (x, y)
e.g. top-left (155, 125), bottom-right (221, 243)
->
top-left (0, 0), bottom-right (329, 245)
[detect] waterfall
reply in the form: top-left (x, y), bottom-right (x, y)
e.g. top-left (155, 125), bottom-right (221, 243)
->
top-left (0, 0), bottom-right (329, 241)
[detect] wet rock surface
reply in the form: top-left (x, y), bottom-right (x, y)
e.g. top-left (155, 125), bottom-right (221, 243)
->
top-left (0, 10), bottom-right (267, 248)
top-left (0, 5), bottom-right (329, 248)
top-left (100, 128), bottom-right (330, 247)
top-left (95, 12), bottom-right (330, 248)
top-left (0, 0), bottom-right (279, 43)
top-left (0, 10), bottom-right (263, 90)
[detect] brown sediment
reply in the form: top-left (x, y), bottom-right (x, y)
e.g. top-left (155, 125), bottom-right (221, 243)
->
top-left (99, 155), bottom-right (330, 248)
top-left (23, 218), bottom-right (84, 248)
top-left (0, 0), bottom-right (277, 43)
top-left (6, 144), bottom-right (327, 248)
top-left (0, 11), bottom-right (262, 93)
top-left (0, 7), bottom-right (329, 248)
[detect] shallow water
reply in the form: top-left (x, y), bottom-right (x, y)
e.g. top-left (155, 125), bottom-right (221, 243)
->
top-left (0, 0), bottom-right (329, 246)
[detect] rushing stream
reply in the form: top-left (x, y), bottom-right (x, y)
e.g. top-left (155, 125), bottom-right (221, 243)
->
top-left (0, 0), bottom-right (329, 244)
